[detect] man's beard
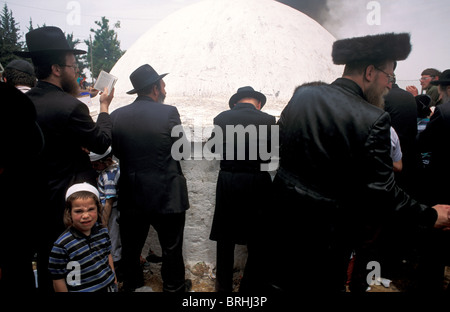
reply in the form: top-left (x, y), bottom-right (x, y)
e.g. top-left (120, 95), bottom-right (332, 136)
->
top-left (158, 92), bottom-right (166, 104)
top-left (365, 83), bottom-right (389, 109)
top-left (61, 71), bottom-right (80, 97)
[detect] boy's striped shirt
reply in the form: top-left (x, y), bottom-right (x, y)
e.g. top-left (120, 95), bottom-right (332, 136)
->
top-left (48, 224), bottom-right (115, 292)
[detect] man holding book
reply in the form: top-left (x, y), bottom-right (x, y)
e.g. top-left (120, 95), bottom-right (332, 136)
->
top-left (111, 64), bottom-right (191, 292)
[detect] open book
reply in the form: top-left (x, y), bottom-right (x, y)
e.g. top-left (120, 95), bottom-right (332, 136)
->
top-left (93, 70), bottom-right (117, 95)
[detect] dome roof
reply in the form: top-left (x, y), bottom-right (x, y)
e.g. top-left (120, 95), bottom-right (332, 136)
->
top-left (110, 0), bottom-right (342, 131)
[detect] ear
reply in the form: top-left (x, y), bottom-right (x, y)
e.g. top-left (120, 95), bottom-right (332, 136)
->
top-left (51, 64), bottom-right (63, 78)
top-left (364, 65), bottom-right (378, 82)
top-left (152, 84), bottom-right (159, 96)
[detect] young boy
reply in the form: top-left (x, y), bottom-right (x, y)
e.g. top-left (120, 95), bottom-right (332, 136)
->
top-left (48, 183), bottom-right (117, 292)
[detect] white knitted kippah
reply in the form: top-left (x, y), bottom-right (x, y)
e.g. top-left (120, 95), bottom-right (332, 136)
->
top-left (89, 146), bottom-right (112, 162)
top-left (65, 182), bottom-right (100, 201)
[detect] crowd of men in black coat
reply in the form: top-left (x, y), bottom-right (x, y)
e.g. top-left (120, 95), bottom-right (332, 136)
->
top-left (1, 26), bottom-right (450, 295)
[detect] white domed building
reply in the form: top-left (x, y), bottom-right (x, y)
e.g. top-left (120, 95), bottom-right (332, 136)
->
top-left (109, 0), bottom-right (343, 275)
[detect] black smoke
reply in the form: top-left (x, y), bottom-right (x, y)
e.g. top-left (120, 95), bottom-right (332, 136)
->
top-left (276, 0), bottom-right (330, 25)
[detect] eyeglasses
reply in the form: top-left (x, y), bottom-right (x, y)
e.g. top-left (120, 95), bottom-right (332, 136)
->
top-left (420, 76), bottom-right (433, 81)
top-left (375, 67), bottom-right (396, 84)
top-left (59, 64), bottom-right (79, 70)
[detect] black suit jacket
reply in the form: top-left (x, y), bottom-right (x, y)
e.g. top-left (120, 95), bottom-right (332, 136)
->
top-left (111, 96), bottom-right (189, 214)
top-left (27, 81), bottom-right (112, 238)
top-left (27, 81), bottom-right (112, 189)
top-left (384, 84), bottom-right (419, 192)
top-left (212, 103), bottom-right (276, 170)
top-left (418, 100), bottom-right (450, 203)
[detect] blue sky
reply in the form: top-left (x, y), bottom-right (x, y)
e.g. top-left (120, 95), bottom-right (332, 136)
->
top-left (2, 0), bottom-right (449, 88)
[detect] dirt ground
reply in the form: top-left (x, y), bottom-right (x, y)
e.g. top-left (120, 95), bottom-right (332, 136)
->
top-left (119, 259), bottom-right (450, 293)
top-left (119, 260), bottom-right (224, 292)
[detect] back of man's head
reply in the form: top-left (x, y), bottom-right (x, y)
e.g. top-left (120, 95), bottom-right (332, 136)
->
top-left (31, 52), bottom-right (67, 80)
top-left (3, 60), bottom-right (36, 88)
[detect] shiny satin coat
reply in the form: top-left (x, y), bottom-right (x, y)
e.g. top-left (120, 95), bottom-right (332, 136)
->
top-left (277, 78), bottom-right (435, 226)
top-left (270, 78), bottom-right (437, 291)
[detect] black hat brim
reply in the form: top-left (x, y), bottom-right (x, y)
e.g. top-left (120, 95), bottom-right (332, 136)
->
top-left (126, 73), bottom-right (168, 95)
top-left (14, 48), bottom-right (86, 58)
top-left (229, 90), bottom-right (267, 109)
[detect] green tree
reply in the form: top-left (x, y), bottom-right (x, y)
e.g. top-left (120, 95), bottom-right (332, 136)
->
top-left (27, 17), bottom-right (34, 31)
top-left (84, 16), bottom-right (124, 79)
top-left (27, 18), bottom-right (46, 31)
top-left (0, 4), bottom-right (22, 67)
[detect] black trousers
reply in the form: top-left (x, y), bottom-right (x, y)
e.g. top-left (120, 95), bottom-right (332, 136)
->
top-left (215, 241), bottom-right (236, 292)
top-left (215, 240), bottom-right (267, 292)
top-left (266, 175), bottom-right (352, 293)
top-left (415, 229), bottom-right (450, 293)
top-left (120, 209), bottom-right (187, 292)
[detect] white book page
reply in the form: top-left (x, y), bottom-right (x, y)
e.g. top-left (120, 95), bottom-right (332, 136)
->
top-left (93, 70), bottom-right (117, 95)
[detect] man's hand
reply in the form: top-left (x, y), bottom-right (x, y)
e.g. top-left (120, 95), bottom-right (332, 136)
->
top-left (432, 204), bottom-right (450, 229)
top-left (406, 85), bottom-right (419, 97)
top-left (89, 87), bottom-right (99, 98)
top-left (99, 87), bottom-right (114, 113)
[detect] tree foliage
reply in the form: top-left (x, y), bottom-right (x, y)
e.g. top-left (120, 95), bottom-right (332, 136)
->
top-left (0, 4), bottom-right (22, 67)
top-left (66, 32), bottom-right (87, 74)
top-left (84, 16), bottom-right (124, 79)
top-left (1, 6), bottom-right (124, 80)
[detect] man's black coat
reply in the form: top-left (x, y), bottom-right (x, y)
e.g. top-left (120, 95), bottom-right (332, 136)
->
top-left (27, 81), bottom-right (112, 225)
top-left (111, 95), bottom-right (189, 214)
top-left (271, 78), bottom-right (437, 292)
top-left (418, 100), bottom-right (450, 204)
top-left (209, 103), bottom-right (276, 243)
top-left (384, 84), bottom-right (419, 193)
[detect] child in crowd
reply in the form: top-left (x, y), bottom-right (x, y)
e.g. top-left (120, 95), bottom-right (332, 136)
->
top-left (89, 148), bottom-right (162, 278)
top-left (48, 183), bottom-right (117, 292)
top-left (89, 147), bottom-right (122, 272)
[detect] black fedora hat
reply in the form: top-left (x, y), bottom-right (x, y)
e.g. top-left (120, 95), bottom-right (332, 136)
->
top-left (127, 64), bottom-right (168, 95)
top-left (14, 26), bottom-right (86, 58)
top-left (431, 69), bottom-right (450, 86)
top-left (228, 86), bottom-right (267, 109)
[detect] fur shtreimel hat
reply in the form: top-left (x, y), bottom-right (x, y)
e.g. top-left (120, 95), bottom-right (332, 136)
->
top-left (332, 33), bottom-right (412, 65)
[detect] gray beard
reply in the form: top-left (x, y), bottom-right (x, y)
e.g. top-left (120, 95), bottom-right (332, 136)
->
top-left (158, 93), bottom-right (166, 104)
